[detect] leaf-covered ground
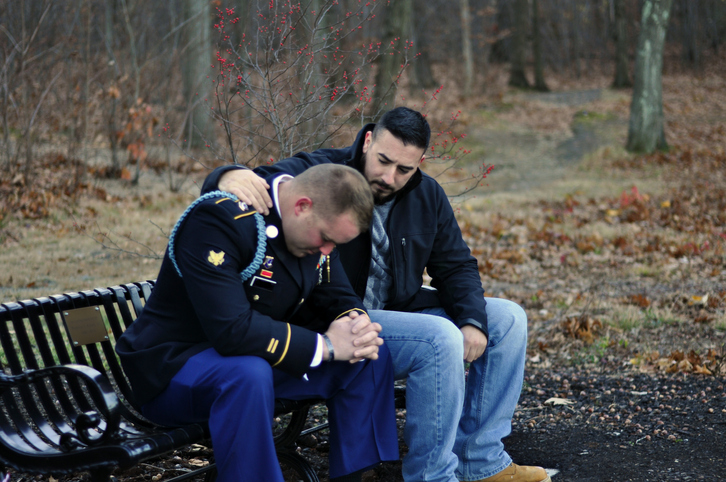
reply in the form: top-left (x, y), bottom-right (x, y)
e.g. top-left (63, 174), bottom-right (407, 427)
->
top-left (2, 61), bottom-right (725, 481)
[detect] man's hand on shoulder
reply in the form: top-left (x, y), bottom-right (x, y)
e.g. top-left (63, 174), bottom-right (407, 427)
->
top-left (461, 325), bottom-right (488, 363)
top-left (219, 168), bottom-right (272, 215)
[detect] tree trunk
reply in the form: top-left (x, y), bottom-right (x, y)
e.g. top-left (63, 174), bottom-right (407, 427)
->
top-left (572, 0), bottom-right (582, 78)
top-left (411, 40), bottom-right (438, 90)
top-left (181, 0), bottom-right (211, 148)
top-left (298, 0), bottom-right (327, 148)
top-left (532, 0), bottom-right (548, 92)
top-left (372, 0), bottom-right (413, 117)
top-left (105, 0), bottom-right (116, 52)
top-left (460, 0), bottom-right (474, 97)
top-left (626, 0), bottom-right (674, 154)
top-left (410, 3), bottom-right (437, 91)
top-left (508, 0), bottom-right (529, 88)
top-left (612, 0), bottom-right (632, 88)
top-left (706, 0), bottom-right (725, 53)
top-left (681, 0), bottom-right (700, 69)
top-left (477, 0), bottom-right (497, 86)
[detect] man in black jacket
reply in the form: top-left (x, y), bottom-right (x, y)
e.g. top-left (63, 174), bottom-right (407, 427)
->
top-left (117, 164), bottom-right (398, 482)
top-left (202, 108), bottom-right (549, 482)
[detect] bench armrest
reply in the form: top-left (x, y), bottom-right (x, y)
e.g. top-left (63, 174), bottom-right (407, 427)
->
top-left (0, 364), bottom-right (123, 450)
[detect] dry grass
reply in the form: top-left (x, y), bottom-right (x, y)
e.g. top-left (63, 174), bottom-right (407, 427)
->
top-left (0, 175), bottom-right (200, 301)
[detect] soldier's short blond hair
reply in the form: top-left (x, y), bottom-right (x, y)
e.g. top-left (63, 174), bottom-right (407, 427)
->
top-left (292, 164), bottom-right (374, 232)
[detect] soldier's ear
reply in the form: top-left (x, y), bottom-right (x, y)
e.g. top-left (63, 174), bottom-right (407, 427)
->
top-left (293, 197), bottom-right (313, 216)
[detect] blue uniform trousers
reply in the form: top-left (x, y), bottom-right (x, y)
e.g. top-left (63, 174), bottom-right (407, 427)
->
top-left (141, 345), bottom-right (398, 482)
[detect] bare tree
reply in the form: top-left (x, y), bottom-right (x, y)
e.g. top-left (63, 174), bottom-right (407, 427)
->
top-left (572, 0), bottom-right (582, 78)
top-left (0, 0), bottom-right (55, 178)
top-left (508, 0), bottom-right (530, 88)
top-left (372, 0), bottom-right (413, 115)
top-left (410, 1), bottom-right (437, 90)
top-left (612, 0), bottom-right (632, 88)
top-left (679, 0), bottom-right (700, 69)
top-left (705, 0), bottom-right (726, 53)
top-left (460, 0), bottom-right (474, 97)
top-left (532, 0), bottom-right (549, 92)
top-left (181, 0), bottom-right (212, 149)
top-left (626, 0), bottom-right (674, 153)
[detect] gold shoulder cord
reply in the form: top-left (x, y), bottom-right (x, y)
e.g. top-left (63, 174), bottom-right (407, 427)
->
top-left (326, 256), bottom-right (330, 283)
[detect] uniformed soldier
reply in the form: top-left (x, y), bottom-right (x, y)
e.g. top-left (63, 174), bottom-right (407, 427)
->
top-left (116, 164), bottom-right (399, 482)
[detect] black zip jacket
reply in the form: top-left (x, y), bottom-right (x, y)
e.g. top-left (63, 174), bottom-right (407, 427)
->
top-left (202, 124), bottom-right (488, 336)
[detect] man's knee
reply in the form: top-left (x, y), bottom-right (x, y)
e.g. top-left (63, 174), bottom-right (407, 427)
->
top-left (425, 317), bottom-right (464, 362)
top-left (217, 356), bottom-right (274, 400)
top-left (485, 298), bottom-right (528, 345)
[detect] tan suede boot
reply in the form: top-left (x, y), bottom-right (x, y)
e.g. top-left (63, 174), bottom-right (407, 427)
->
top-left (470, 463), bottom-right (551, 482)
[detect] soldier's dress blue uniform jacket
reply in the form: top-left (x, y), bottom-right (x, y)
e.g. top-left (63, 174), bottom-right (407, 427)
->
top-left (116, 187), bottom-right (398, 481)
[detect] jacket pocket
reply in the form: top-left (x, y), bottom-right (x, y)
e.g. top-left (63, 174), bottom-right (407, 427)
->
top-left (396, 232), bottom-right (435, 296)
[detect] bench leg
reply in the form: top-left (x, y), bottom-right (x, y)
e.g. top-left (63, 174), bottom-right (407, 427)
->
top-left (278, 450), bottom-right (320, 482)
top-left (273, 405), bottom-right (310, 448)
top-left (88, 466), bottom-right (114, 482)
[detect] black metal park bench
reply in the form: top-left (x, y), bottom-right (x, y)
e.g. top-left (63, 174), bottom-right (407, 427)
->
top-left (0, 281), bottom-right (321, 482)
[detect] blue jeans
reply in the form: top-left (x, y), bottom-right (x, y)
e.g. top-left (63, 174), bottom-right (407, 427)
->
top-left (370, 297), bottom-right (527, 482)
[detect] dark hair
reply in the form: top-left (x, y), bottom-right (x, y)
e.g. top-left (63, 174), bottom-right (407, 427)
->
top-left (372, 107), bottom-right (431, 151)
top-left (293, 164), bottom-right (374, 231)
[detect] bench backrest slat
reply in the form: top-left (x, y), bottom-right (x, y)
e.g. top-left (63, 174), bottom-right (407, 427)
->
top-left (85, 287), bottom-right (152, 430)
top-left (23, 301), bottom-right (87, 435)
top-left (3, 306), bottom-right (73, 449)
top-left (0, 390), bottom-right (56, 454)
top-left (9, 305), bottom-right (78, 436)
top-left (20, 302), bottom-right (83, 433)
top-left (0, 384), bottom-right (56, 453)
top-left (35, 297), bottom-right (75, 367)
top-left (125, 285), bottom-right (145, 320)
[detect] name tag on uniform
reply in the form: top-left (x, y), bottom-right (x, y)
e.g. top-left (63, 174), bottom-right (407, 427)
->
top-left (249, 276), bottom-right (277, 291)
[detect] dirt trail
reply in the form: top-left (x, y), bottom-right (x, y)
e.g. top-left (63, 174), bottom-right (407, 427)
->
top-left (470, 89), bottom-right (625, 194)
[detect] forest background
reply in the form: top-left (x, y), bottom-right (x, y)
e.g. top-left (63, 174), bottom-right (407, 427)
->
top-left (1, 0), bottom-right (725, 481)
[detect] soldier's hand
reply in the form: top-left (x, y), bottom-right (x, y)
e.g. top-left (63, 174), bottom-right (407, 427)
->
top-left (461, 325), bottom-right (488, 363)
top-left (219, 169), bottom-right (272, 215)
top-left (324, 315), bottom-right (383, 363)
top-left (347, 311), bottom-right (383, 362)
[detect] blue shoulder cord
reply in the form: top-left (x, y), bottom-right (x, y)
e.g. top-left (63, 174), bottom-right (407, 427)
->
top-left (168, 190), bottom-right (267, 282)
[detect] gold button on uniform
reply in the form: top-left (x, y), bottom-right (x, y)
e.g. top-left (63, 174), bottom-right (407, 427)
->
top-left (253, 295), bottom-right (260, 301)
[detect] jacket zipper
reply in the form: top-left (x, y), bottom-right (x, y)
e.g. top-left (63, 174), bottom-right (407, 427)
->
top-left (386, 198), bottom-right (401, 301)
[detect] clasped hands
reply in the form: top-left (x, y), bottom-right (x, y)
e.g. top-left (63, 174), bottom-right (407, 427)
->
top-left (324, 311), bottom-right (383, 363)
